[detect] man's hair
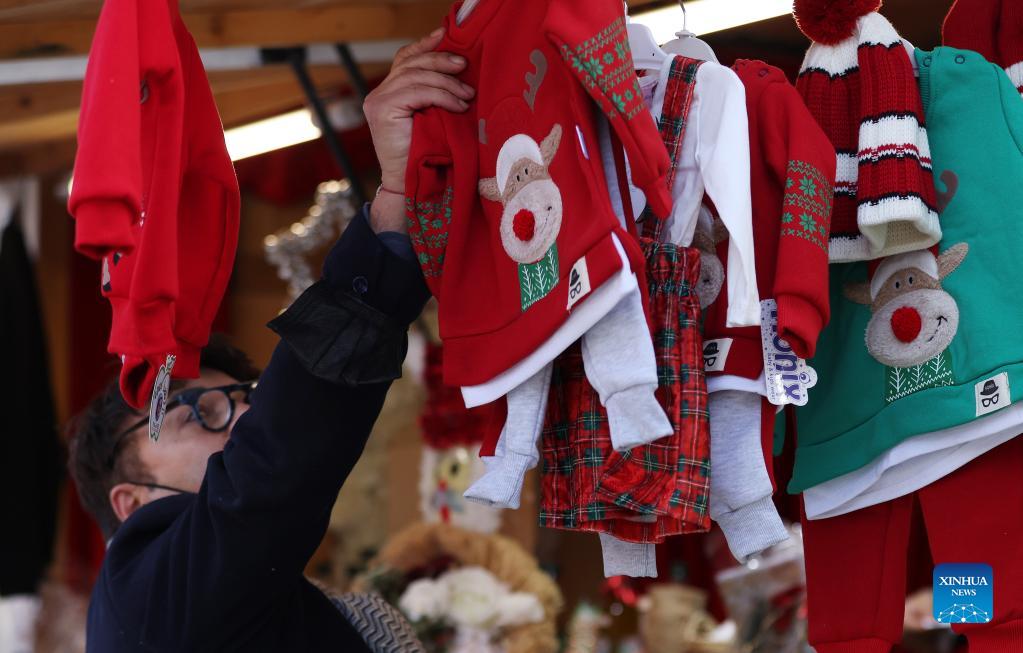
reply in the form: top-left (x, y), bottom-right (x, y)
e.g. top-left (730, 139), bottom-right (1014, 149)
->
top-left (68, 336), bottom-right (260, 539)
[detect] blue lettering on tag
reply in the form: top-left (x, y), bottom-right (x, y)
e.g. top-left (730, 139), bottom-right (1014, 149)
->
top-left (760, 300), bottom-right (817, 406)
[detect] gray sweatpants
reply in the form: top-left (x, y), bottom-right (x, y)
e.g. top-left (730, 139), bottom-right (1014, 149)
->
top-left (464, 286), bottom-right (671, 509)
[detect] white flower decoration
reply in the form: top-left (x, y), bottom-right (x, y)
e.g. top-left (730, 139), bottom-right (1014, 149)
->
top-left (398, 578), bottom-right (449, 622)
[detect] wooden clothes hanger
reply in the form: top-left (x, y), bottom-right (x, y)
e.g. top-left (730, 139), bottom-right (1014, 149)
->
top-left (625, 1), bottom-right (669, 71)
top-left (661, 1), bottom-right (719, 62)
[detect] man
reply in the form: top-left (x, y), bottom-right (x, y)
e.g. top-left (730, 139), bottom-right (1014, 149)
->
top-left (68, 28), bottom-right (476, 652)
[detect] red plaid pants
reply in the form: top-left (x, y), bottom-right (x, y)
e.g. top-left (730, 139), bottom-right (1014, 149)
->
top-left (539, 242), bottom-right (711, 543)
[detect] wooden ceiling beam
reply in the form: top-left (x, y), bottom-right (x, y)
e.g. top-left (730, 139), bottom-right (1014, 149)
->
top-left (0, 62), bottom-right (388, 152)
top-left (0, 139), bottom-right (77, 177)
top-left (0, 1), bottom-right (452, 60)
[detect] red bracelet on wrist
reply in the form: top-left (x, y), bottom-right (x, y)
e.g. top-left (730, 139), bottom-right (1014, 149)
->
top-left (375, 184), bottom-right (405, 199)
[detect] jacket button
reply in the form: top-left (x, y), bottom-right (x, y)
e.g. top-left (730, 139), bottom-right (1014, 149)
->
top-left (352, 276), bottom-right (369, 295)
top-left (955, 54), bottom-right (966, 64)
top-left (923, 56), bottom-right (932, 66)
top-left (758, 69), bottom-right (768, 77)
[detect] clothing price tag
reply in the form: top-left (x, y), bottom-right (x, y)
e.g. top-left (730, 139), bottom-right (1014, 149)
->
top-left (149, 354), bottom-right (176, 442)
top-left (761, 300), bottom-right (817, 406)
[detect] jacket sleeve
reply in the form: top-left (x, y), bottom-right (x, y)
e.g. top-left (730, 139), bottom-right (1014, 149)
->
top-left (697, 65), bottom-right (760, 327)
top-left (761, 80), bottom-right (835, 359)
top-left (68, 0), bottom-right (149, 259)
top-left (404, 108), bottom-right (454, 299)
top-left (544, 0), bottom-right (672, 218)
top-left (123, 208), bottom-right (430, 648)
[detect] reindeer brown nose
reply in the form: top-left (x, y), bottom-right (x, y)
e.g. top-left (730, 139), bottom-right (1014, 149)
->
top-left (513, 209), bottom-right (535, 242)
top-left (891, 306), bottom-right (922, 343)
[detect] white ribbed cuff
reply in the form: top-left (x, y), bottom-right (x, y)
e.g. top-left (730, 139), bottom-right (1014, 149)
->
top-left (713, 496), bottom-right (790, 563)
top-left (463, 450), bottom-right (535, 510)
top-left (605, 385), bottom-right (673, 452)
top-left (859, 199), bottom-right (941, 259)
top-left (598, 533), bottom-right (658, 578)
top-left (827, 233), bottom-right (871, 263)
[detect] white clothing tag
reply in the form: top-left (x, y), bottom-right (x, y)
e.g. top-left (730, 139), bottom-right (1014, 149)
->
top-left (575, 125), bottom-right (589, 160)
top-left (149, 354), bottom-right (176, 442)
top-left (456, 0), bottom-right (481, 24)
top-left (975, 373), bottom-right (1010, 417)
top-left (567, 257), bottom-right (592, 310)
top-left (702, 338), bottom-right (733, 373)
top-left (761, 300), bottom-right (818, 406)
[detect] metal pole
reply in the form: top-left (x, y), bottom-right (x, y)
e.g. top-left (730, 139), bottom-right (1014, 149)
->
top-left (267, 47), bottom-right (368, 205)
top-left (336, 43), bottom-right (369, 101)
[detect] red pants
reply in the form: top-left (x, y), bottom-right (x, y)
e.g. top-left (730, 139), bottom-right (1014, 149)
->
top-left (802, 435), bottom-right (1023, 653)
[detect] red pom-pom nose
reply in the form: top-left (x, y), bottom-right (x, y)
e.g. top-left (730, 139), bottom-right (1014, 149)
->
top-left (891, 306), bottom-right (922, 343)
top-left (513, 209), bottom-right (535, 242)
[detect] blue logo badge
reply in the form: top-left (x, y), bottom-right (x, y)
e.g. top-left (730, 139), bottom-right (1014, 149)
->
top-left (933, 563), bottom-right (993, 624)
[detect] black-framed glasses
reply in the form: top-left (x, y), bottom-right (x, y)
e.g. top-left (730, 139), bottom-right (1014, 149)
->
top-left (116, 381), bottom-right (257, 442)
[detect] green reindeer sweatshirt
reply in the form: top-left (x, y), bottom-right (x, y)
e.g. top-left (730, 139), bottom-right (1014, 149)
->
top-left (793, 47), bottom-right (1023, 518)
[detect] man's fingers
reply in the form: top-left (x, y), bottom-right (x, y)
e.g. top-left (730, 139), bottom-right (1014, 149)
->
top-left (392, 51), bottom-right (467, 76)
top-left (390, 85), bottom-right (469, 114)
top-left (389, 69), bottom-right (474, 101)
top-left (392, 28), bottom-right (445, 67)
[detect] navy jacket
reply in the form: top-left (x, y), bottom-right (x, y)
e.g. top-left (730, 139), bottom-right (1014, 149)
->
top-left (86, 209), bottom-right (430, 652)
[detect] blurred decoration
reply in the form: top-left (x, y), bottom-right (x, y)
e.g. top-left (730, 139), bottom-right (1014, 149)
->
top-left (354, 522), bottom-right (562, 653)
top-left (417, 308), bottom-right (502, 533)
top-left (327, 335), bottom-right (426, 589)
top-left (420, 443), bottom-right (499, 532)
top-left (603, 575), bottom-right (642, 610)
top-left (902, 589), bottom-right (961, 653)
top-left (715, 525), bottom-right (810, 653)
top-left (263, 178), bottom-right (357, 303)
top-left (32, 583), bottom-right (88, 653)
top-left (563, 602), bottom-right (610, 653)
top-left (397, 566), bottom-right (545, 653)
top-left (637, 584), bottom-right (737, 653)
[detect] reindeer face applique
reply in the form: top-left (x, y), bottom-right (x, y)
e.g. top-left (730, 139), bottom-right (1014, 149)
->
top-left (844, 244), bottom-right (969, 369)
top-left (480, 124), bottom-right (564, 311)
top-left (692, 207), bottom-right (728, 309)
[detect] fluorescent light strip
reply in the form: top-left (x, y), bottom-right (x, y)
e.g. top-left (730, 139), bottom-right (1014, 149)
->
top-left (224, 109), bottom-right (321, 161)
top-left (631, 0), bottom-right (792, 45)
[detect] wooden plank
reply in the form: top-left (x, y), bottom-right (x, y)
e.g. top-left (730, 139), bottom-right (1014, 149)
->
top-left (0, 139), bottom-right (77, 176)
top-left (0, 63), bottom-right (384, 150)
top-left (0, 0), bottom-right (431, 23)
top-left (0, 2), bottom-right (451, 59)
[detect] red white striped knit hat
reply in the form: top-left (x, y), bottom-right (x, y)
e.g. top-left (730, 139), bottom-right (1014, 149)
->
top-left (942, 0), bottom-right (1023, 97)
top-left (795, 0), bottom-right (940, 263)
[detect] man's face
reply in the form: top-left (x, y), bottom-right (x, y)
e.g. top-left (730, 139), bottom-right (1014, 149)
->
top-left (109, 368), bottom-right (251, 524)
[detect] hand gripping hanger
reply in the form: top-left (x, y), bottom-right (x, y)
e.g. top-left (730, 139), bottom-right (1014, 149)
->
top-left (661, 1), bottom-right (719, 62)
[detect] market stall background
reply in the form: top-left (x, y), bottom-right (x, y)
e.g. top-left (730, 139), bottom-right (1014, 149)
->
top-left (0, 0), bottom-right (957, 650)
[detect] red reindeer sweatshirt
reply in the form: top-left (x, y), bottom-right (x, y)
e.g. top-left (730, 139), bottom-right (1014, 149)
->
top-left (702, 61), bottom-right (835, 382)
top-left (405, 0), bottom-right (672, 387)
top-left (69, 0), bottom-right (239, 409)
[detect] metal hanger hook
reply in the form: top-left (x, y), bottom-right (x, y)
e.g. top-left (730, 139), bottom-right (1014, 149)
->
top-left (679, 0), bottom-right (687, 32)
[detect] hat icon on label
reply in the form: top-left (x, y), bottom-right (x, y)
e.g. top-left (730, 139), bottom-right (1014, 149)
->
top-left (703, 342), bottom-right (719, 367)
top-left (703, 339), bottom-right (730, 372)
top-left (975, 373), bottom-right (1009, 417)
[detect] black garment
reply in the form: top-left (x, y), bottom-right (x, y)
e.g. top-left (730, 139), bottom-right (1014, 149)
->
top-left (85, 209), bottom-right (430, 652)
top-left (0, 218), bottom-right (61, 596)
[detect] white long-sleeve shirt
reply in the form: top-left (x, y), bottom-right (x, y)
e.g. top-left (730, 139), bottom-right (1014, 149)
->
top-left (609, 59), bottom-right (759, 327)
